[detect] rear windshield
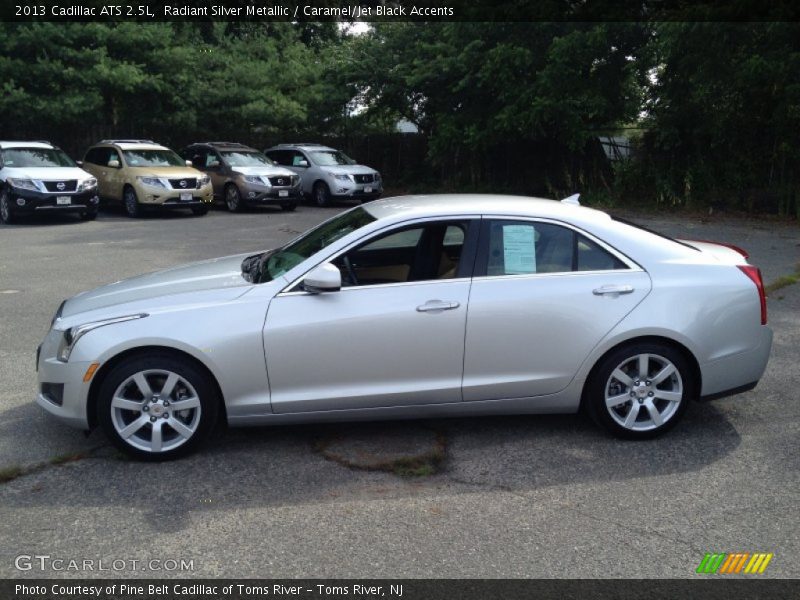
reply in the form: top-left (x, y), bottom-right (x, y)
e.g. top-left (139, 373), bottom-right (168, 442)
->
top-left (611, 216), bottom-right (700, 252)
top-left (2, 147), bottom-right (75, 168)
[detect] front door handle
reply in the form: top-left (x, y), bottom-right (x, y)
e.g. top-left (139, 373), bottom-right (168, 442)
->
top-left (416, 300), bottom-right (460, 313)
top-left (593, 285), bottom-right (634, 296)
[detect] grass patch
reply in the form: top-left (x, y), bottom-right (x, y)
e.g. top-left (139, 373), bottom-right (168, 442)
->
top-left (765, 271), bottom-right (800, 295)
top-left (48, 452), bottom-right (89, 465)
top-left (0, 466), bottom-right (25, 483)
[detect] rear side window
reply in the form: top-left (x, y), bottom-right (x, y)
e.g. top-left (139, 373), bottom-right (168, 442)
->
top-left (480, 220), bottom-right (627, 276)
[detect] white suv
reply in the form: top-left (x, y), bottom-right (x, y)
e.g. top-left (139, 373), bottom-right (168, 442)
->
top-left (0, 141), bottom-right (99, 224)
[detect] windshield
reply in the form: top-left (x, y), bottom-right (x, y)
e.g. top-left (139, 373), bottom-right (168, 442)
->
top-left (255, 207), bottom-right (376, 283)
top-left (220, 150), bottom-right (275, 167)
top-left (123, 149), bottom-right (185, 167)
top-left (310, 150), bottom-right (356, 166)
top-left (2, 147), bottom-right (75, 168)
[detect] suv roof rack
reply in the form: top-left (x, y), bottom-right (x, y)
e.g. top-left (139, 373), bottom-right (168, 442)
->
top-left (275, 142), bottom-right (326, 147)
top-left (33, 140), bottom-right (53, 145)
top-left (201, 141), bottom-right (253, 148)
top-left (99, 139), bottom-right (158, 144)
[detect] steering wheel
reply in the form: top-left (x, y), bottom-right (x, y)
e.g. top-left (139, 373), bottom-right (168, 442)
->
top-left (342, 255), bottom-right (359, 286)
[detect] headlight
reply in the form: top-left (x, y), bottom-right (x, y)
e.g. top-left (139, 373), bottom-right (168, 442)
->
top-left (243, 175), bottom-right (265, 185)
top-left (56, 314), bottom-right (148, 362)
top-left (330, 173), bottom-right (351, 182)
top-left (137, 177), bottom-right (167, 189)
top-left (78, 178), bottom-right (97, 192)
top-left (197, 175), bottom-right (211, 188)
top-left (7, 178), bottom-right (40, 192)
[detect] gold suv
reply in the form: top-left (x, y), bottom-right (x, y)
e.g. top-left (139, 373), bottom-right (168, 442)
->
top-left (81, 140), bottom-right (213, 217)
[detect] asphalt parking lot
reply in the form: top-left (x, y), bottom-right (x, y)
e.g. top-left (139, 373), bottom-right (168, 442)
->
top-left (0, 201), bottom-right (798, 579)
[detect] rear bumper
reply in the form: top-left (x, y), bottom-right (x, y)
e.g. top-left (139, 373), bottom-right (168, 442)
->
top-left (7, 187), bottom-right (99, 213)
top-left (699, 326), bottom-right (773, 398)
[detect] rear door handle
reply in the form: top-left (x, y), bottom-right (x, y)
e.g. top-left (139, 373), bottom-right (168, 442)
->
top-left (593, 285), bottom-right (634, 296)
top-left (416, 300), bottom-right (460, 313)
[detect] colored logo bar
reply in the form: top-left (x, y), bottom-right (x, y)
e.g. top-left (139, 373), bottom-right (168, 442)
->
top-left (696, 553), bottom-right (773, 574)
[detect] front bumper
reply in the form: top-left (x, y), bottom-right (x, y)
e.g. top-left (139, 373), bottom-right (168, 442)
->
top-left (240, 184), bottom-right (300, 206)
top-left (7, 186), bottom-right (99, 214)
top-left (135, 183), bottom-right (214, 207)
top-left (328, 181), bottom-right (383, 201)
top-left (36, 331), bottom-right (93, 429)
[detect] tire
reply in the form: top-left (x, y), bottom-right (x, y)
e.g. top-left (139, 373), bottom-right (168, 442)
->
top-left (313, 181), bottom-right (331, 207)
top-left (80, 209), bottom-right (98, 221)
top-left (584, 342), bottom-right (694, 439)
top-left (191, 206), bottom-right (208, 216)
top-left (97, 353), bottom-right (220, 461)
top-left (123, 186), bottom-right (141, 218)
top-left (0, 187), bottom-right (16, 224)
top-left (225, 184), bottom-right (243, 212)
top-left (280, 202), bottom-right (297, 212)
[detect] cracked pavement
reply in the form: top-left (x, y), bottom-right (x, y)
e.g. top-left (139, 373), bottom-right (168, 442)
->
top-left (1, 203), bottom-right (798, 578)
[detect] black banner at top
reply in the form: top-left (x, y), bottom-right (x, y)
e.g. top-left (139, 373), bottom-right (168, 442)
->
top-left (3, 0), bottom-right (800, 22)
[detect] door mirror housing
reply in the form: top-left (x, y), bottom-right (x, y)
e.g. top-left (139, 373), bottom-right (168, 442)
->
top-left (75, 160), bottom-right (83, 167)
top-left (303, 263), bottom-right (341, 293)
top-left (107, 159), bottom-right (120, 168)
top-left (296, 160), bottom-right (309, 168)
top-left (185, 159), bottom-right (193, 167)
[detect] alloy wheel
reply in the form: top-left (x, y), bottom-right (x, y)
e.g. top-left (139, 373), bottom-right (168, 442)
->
top-left (226, 186), bottom-right (240, 211)
top-left (110, 369), bottom-right (202, 453)
top-left (604, 353), bottom-right (683, 432)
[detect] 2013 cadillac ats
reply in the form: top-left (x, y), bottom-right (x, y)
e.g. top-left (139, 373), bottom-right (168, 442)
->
top-left (36, 195), bottom-right (772, 459)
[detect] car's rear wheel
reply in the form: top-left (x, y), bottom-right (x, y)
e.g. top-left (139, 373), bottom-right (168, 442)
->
top-left (123, 186), bottom-right (141, 218)
top-left (0, 188), bottom-right (16, 224)
top-left (97, 354), bottom-right (219, 460)
top-left (225, 184), bottom-right (243, 212)
top-left (313, 181), bottom-right (331, 207)
top-left (585, 342), bottom-right (693, 439)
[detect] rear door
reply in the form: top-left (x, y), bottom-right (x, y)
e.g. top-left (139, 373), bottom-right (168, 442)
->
top-left (462, 218), bottom-right (651, 401)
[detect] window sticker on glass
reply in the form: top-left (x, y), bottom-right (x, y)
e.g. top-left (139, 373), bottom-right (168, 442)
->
top-left (503, 225), bottom-right (536, 274)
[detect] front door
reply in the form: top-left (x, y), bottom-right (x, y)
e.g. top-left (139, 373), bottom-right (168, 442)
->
top-left (263, 219), bottom-right (477, 413)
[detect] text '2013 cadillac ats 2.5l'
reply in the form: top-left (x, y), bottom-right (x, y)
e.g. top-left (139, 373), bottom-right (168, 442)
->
top-left (36, 195), bottom-right (772, 459)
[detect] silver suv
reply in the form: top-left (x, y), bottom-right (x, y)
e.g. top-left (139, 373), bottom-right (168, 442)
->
top-left (0, 141), bottom-right (99, 224)
top-left (264, 143), bottom-right (382, 207)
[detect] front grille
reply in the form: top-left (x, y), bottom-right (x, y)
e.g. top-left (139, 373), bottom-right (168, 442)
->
top-left (354, 174), bottom-right (375, 184)
top-left (168, 178), bottom-right (197, 190)
top-left (269, 175), bottom-right (295, 187)
top-left (42, 180), bottom-right (77, 192)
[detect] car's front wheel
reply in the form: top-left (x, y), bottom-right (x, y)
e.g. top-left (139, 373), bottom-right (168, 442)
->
top-left (585, 342), bottom-right (693, 439)
top-left (225, 184), bottom-right (243, 212)
top-left (97, 353), bottom-right (219, 460)
top-left (0, 187), bottom-right (17, 224)
top-left (123, 186), bottom-right (141, 218)
top-left (313, 181), bottom-right (331, 207)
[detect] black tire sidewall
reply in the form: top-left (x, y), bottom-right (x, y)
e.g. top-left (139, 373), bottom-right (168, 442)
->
top-left (585, 342), bottom-right (694, 439)
top-left (0, 187), bottom-right (15, 224)
top-left (314, 182), bottom-right (330, 207)
top-left (225, 184), bottom-right (241, 212)
top-left (97, 353), bottom-right (219, 461)
top-left (123, 186), bottom-right (140, 218)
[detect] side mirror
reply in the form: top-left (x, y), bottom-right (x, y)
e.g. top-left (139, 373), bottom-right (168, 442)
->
top-left (207, 160), bottom-right (221, 169)
top-left (108, 159), bottom-right (120, 168)
top-left (185, 159), bottom-right (193, 167)
top-left (303, 263), bottom-right (341, 293)
top-left (76, 160), bottom-right (83, 167)
top-left (296, 160), bottom-right (309, 168)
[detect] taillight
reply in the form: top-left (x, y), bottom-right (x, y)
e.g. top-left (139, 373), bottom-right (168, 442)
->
top-left (737, 265), bottom-right (767, 325)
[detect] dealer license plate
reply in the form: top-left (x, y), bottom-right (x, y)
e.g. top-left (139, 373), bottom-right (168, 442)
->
top-left (56, 196), bottom-right (71, 205)
top-left (364, 186), bottom-right (373, 193)
top-left (180, 192), bottom-right (193, 201)
top-left (278, 190), bottom-right (289, 197)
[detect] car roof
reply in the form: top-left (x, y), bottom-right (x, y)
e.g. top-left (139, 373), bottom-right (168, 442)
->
top-left (95, 142), bottom-right (171, 151)
top-left (189, 142), bottom-right (258, 151)
top-left (268, 144), bottom-right (335, 152)
top-left (363, 194), bottom-right (612, 225)
top-left (0, 141), bottom-right (54, 149)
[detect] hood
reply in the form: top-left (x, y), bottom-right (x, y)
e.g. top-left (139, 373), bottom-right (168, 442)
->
top-left (5, 166), bottom-right (94, 182)
top-left (129, 167), bottom-right (203, 178)
top-left (321, 164), bottom-right (377, 176)
top-left (231, 166), bottom-right (296, 178)
top-left (62, 253), bottom-right (255, 318)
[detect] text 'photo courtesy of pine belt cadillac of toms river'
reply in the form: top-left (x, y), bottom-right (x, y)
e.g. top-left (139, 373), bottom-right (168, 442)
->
top-left (36, 194), bottom-right (772, 460)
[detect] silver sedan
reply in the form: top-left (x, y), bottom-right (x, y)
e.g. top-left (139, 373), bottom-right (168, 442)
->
top-left (36, 195), bottom-right (773, 459)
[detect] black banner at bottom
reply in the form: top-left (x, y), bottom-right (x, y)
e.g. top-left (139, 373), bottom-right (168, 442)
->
top-left (2, 579), bottom-right (798, 600)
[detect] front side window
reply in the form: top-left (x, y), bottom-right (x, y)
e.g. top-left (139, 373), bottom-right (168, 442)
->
top-left (2, 147), bottom-right (75, 168)
top-left (333, 221), bottom-right (469, 287)
top-left (122, 149), bottom-right (185, 167)
top-left (482, 220), bottom-right (627, 276)
top-left (256, 207), bottom-right (376, 283)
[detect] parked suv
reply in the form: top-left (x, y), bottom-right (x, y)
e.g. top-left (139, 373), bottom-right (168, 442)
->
top-left (264, 143), bottom-right (382, 207)
top-left (0, 141), bottom-right (99, 224)
top-left (182, 142), bottom-right (299, 212)
top-left (81, 140), bottom-right (213, 217)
